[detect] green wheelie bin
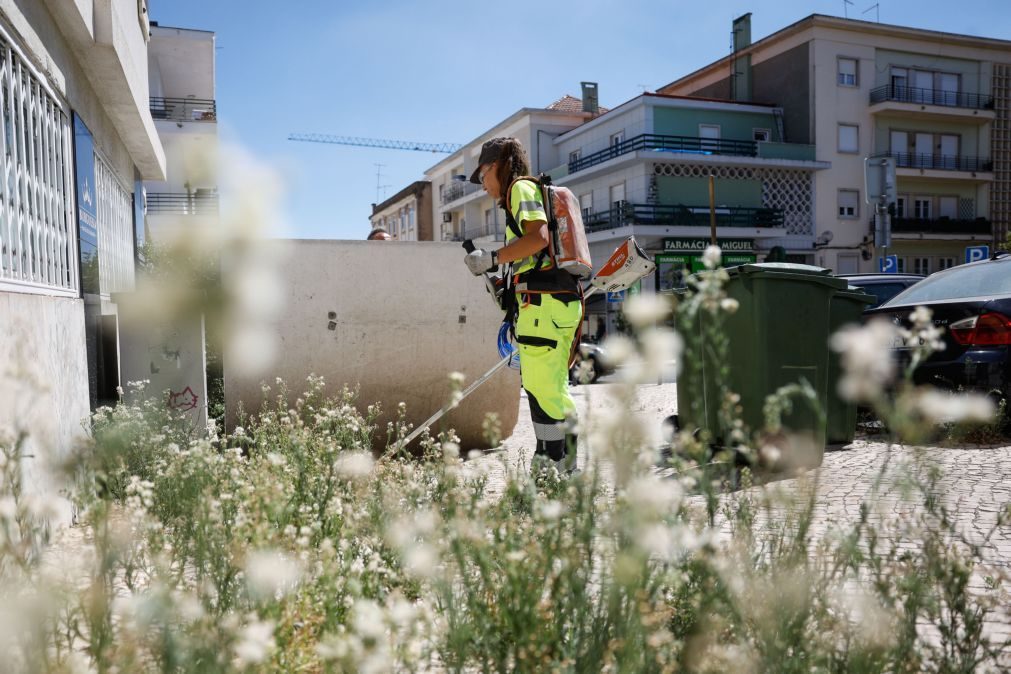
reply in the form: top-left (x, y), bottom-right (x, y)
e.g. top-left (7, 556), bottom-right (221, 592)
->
top-left (825, 286), bottom-right (875, 444)
top-left (676, 263), bottom-right (849, 469)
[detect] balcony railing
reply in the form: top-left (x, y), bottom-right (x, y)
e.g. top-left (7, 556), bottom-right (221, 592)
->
top-left (150, 97), bottom-right (217, 122)
top-left (869, 85), bottom-right (993, 110)
top-left (146, 192), bottom-right (219, 215)
top-left (892, 216), bottom-right (991, 235)
top-left (569, 134), bottom-right (758, 173)
top-left (583, 202), bottom-right (784, 233)
top-left (441, 181), bottom-right (481, 205)
top-left (875, 152), bottom-right (993, 173)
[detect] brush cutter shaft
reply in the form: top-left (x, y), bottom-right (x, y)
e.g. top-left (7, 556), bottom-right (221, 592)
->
top-left (402, 238), bottom-right (652, 448)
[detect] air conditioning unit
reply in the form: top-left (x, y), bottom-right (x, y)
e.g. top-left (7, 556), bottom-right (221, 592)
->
top-left (442, 212), bottom-right (452, 223)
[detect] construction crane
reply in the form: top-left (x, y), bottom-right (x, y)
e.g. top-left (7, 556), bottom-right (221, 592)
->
top-left (288, 133), bottom-right (463, 154)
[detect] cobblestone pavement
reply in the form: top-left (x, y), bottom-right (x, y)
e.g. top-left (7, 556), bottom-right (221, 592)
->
top-left (467, 381), bottom-right (1011, 659)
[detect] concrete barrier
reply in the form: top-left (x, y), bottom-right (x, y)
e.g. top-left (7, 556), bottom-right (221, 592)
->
top-left (224, 240), bottom-right (519, 449)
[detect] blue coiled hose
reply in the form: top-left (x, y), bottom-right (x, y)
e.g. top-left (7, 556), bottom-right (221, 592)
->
top-left (497, 321), bottom-right (521, 370)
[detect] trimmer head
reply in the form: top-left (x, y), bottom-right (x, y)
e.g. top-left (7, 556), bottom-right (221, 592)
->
top-left (589, 237), bottom-right (656, 293)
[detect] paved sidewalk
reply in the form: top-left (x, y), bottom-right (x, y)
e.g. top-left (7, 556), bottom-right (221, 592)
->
top-left (467, 381), bottom-right (1011, 658)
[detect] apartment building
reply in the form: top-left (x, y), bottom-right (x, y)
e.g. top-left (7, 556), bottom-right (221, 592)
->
top-left (545, 91), bottom-right (827, 332)
top-left (369, 181), bottom-right (432, 241)
top-left (426, 89), bottom-right (601, 244)
top-left (660, 13), bottom-right (1011, 274)
top-left (0, 0), bottom-right (166, 511)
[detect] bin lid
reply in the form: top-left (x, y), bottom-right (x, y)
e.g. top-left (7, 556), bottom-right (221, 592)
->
top-left (835, 286), bottom-right (876, 304)
top-left (728, 262), bottom-right (850, 290)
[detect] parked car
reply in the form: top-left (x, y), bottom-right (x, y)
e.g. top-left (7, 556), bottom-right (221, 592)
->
top-left (863, 251), bottom-right (1011, 404)
top-left (570, 341), bottom-right (615, 385)
top-left (836, 273), bottom-right (925, 309)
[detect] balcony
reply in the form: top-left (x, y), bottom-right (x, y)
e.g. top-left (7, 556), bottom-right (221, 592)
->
top-left (146, 192), bottom-right (219, 215)
top-left (891, 216), bottom-right (991, 235)
top-left (569, 134), bottom-right (757, 174)
top-left (584, 203), bottom-right (784, 233)
top-left (441, 180), bottom-right (481, 205)
top-left (875, 152), bottom-right (993, 179)
top-left (150, 97), bottom-right (217, 123)
top-left (869, 85), bottom-right (995, 123)
top-left (870, 85), bottom-right (992, 110)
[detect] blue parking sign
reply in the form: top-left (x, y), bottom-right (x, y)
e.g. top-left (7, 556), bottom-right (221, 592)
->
top-left (965, 245), bottom-right (989, 264)
top-left (878, 255), bottom-right (898, 274)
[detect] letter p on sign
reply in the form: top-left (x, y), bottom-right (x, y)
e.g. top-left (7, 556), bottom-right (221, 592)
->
top-left (965, 245), bottom-right (989, 264)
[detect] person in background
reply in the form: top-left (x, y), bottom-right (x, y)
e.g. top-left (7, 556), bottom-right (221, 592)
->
top-left (367, 227), bottom-right (392, 241)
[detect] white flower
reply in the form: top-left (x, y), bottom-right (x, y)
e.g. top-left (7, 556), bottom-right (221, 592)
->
top-left (245, 549), bottom-right (302, 600)
top-left (639, 328), bottom-right (682, 381)
top-left (622, 294), bottom-right (671, 327)
top-left (720, 297), bottom-right (739, 313)
top-left (702, 245), bottom-right (722, 270)
top-left (539, 500), bottom-right (565, 521)
top-left (829, 319), bottom-right (898, 402)
top-left (234, 619), bottom-right (275, 666)
top-left (448, 371), bottom-right (466, 386)
top-left (403, 543), bottom-right (438, 579)
top-left (352, 599), bottom-right (387, 642)
top-left (335, 451), bottom-right (374, 479)
top-left (624, 475), bottom-right (683, 516)
top-left (0, 496), bottom-right (16, 519)
top-left (601, 334), bottom-right (636, 366)
top-left (914, 389), bottom-right (994, 424)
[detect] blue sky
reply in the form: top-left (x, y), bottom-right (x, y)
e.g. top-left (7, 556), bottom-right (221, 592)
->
top-left (150, 0), bottom-right (1011, 240)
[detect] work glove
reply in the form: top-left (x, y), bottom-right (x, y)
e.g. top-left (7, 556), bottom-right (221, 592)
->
top-left (464, 248), bottom-right (497, 276)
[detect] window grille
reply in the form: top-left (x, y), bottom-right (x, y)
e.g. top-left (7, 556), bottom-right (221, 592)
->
top-left (95, 153), bottom-right (134, 294)
top-left (0, 33), bottom-right (77, 295)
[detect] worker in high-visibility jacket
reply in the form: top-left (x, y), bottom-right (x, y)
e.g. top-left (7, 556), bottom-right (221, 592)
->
top-left (464, 137), bottom-right (582, 474)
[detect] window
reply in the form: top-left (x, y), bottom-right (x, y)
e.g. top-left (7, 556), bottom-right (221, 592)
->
top-left (0, 35), bottom-right (78, 295)
top-left (95, 154), bottom-right (135, 295)
top-left (753, 128), bottom-right (771, 142)
top-left (838, 124), bottom-right (859, 153)
top-left (579, 192), bottom-right (593, 216)
top-left (895, 196), bottom-right (906, 218)
top-left (913, 257), bottom-right (930, 275)
top-left (896, 257), bottom-right (906, 273)
top-left (838, 190), bottom-right (859, 218)
top-left (609, 183), bottom-right (625, 209)
top-left (838, 58), bottom-right (858, 86)
top-left (938, 196), bottom-right (958, 219)
top-left (609, 131), bottom-right (625, 148)
top-left (569, 149), bottom-right (581, 166)
top-left (913, 196), bottom-right (932, 219)
top-left (837, 253), bottom-right (859, 274)
top-left (937, 257), bottom-right (956, 270)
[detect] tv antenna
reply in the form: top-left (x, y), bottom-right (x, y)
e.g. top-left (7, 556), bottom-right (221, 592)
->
top-left (374, 163), bottom-right (391, 203)
top-left (842, 0), bottom-right (854, 18)
top-left (862, 3), bottom-right (880, 22)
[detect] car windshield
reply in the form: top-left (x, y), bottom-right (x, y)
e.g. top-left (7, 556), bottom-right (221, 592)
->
top-left (858, 282), bottom-right (912, 308)
top-left (884, 260), bottom-right (1011, 305)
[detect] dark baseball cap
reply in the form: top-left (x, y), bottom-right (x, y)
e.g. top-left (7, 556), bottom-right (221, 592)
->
top-left (468, 137), bottom-right (511, 184)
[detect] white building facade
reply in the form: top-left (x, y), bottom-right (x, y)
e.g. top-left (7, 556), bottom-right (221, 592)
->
top-left (0, 0), bottom-right (166, 514)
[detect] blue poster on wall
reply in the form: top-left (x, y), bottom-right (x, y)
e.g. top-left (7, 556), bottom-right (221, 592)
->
top-left (73, 113), bottom-right (99, 294)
